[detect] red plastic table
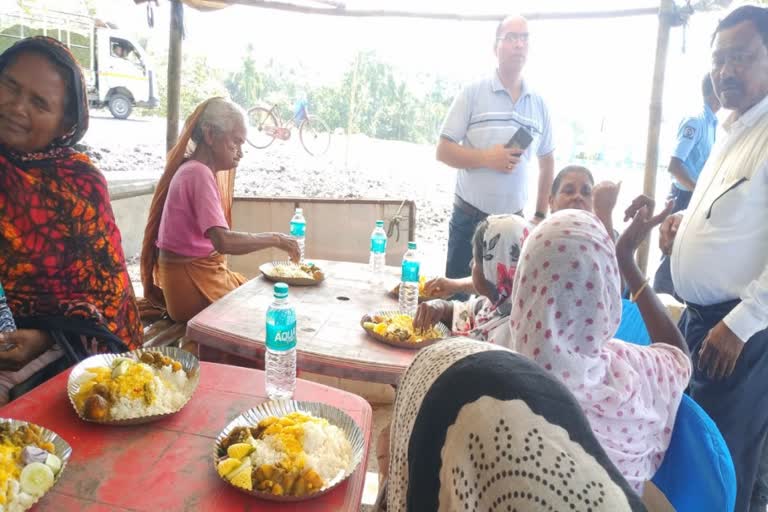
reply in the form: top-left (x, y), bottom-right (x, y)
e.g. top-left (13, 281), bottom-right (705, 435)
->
top-left (187, 260), bottom-right (422, 385)
top-left (0, 362), bottom-right (372, 511)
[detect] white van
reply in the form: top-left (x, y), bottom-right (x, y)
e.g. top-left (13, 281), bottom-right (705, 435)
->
top-left (0, 7), bottom-right (158, 119)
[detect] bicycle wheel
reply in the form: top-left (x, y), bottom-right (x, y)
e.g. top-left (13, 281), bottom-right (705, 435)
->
top-left (299, 115), bottom-right (331, 156)
top-left (246, 106), bottom-right (279, 149)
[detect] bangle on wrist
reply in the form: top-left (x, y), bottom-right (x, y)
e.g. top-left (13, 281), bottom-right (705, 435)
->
top-left (630, 280), bottom-right (650, 303)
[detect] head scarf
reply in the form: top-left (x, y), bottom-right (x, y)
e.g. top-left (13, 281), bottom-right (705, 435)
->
top-left (0, 36), bottom-right (89, 148)
top-left (140, 97), bottom-right (236, 308)
top-left (0, 38), bottom-right (141, 352)
top-left (510, 210), bottom-right (691, 493)
top-left (387, 337), bottom-right (645, 511)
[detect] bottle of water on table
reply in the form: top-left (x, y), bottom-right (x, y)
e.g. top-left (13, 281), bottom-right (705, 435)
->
top-left (290, 207), bottom-right (306, 262)
top-left (265, 283), bottom-right (296, 400)
top-left (0, 281), bottom-right (16, 333)
top-left (369, 220), bottom-right (387, 281)
top-left (399, 241), bottom-right (420, 317)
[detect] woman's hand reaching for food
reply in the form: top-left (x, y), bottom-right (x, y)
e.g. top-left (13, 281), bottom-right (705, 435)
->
top-left (413, 300), bottom-right (452, 332)
top-left (276, 234), bottom-right (301, 263)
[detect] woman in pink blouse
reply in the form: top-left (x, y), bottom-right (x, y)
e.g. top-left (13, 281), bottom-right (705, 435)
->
top-left (141, 98), bottom-right (299, 322)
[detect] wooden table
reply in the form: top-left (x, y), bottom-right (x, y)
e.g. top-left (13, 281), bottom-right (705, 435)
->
top-left (187, 260), bottom-right (421, 385)
top-left (0, 362), bottom-right (372, 511)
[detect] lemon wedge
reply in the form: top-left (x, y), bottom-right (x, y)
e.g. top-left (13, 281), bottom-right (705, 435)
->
top-left (227, 443), bottom-right (254, 459)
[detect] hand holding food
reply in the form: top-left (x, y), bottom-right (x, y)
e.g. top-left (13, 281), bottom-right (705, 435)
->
top-left (363, 313), bottom-right (443, 344)
top-left (413, 300), bottom-right (451, 332)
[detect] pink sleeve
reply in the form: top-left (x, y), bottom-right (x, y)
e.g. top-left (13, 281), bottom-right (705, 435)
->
top-left (629, 343), bottom-right (692, 407)
top-left (186, 166), bottom-right (229, 236)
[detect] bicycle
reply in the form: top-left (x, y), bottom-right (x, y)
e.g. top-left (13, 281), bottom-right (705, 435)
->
top-left (246, 103), bottom-right (332, 156)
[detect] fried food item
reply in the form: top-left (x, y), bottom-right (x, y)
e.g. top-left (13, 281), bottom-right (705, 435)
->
top-left (363, 313), bottom-right (442, 343)
top-left (83, 394), bottom-right (109, 421)
top-left (139, 351), bottom-right (183, 373)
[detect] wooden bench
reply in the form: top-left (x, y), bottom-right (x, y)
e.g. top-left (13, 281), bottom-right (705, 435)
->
top-left (142, 318), bottom-right (187, 348)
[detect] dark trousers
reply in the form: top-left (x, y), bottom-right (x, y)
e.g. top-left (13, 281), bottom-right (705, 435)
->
top-left (445, 201), bottom-right (486, 281)
top-left (680, 300), bottom-right (768, 512)
top-left (653, 186), bottom-right (693, 297)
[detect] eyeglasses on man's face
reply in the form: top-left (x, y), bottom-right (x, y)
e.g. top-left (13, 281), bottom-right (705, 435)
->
top-left (497, 32), bottom-right (529, 44)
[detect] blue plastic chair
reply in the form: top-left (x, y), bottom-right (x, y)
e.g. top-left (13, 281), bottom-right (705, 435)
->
top-left (616, 299), bottom-right (736, 511)
top-left (651, 395), bottom-right (736, 512)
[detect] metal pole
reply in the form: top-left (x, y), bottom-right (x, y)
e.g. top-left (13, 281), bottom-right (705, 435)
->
top-left (638, 0), bottom-right (673, 275)
top-left (166, 0), bottom-right (183, 152)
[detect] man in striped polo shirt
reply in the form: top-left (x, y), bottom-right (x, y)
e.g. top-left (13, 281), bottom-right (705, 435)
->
top-left (437, 14), bottom-right (555, 284)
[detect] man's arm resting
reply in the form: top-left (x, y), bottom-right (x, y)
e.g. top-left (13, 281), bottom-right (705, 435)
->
top-left (436, 137), bottom-right (490, 170)
top-left (723, 265), bottom-right (768, 342)
top-left (668, 157), bottom-right (696, 192)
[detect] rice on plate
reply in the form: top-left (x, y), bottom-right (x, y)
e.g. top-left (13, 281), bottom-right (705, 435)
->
top-left (0, 421), bottom-right (69, 512)
top-left (217, 411), bottom-right (353, 498)
top-left (70, 350), bottom-right (198, 422)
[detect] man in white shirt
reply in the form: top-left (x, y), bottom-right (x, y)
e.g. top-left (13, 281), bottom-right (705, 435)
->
top-left (660, 6), bottom-right (768, 511)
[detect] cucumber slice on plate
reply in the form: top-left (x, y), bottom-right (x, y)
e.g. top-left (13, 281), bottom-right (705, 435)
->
top-left (20, 462), bottom-right (54, 496)
top-left (45, 453), bottom-right (62, 475)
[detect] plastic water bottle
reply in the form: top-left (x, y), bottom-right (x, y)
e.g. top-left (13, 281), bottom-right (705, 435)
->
top-left (0, 282), bottom-right (15, 333)
top-left (398, 241), bottom-right (420, 316)
top-left (369, 220), bottom-right (387, 279)
top-left (290, 208), bottom-right (306, 262)
top-left (265, 283), bottom-right (297, 400)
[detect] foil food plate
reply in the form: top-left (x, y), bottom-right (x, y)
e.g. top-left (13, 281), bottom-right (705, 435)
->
top-left (361, 309), bottom-right (449, 350)
top-left (213, 400), bottom-right (364, 502)
top-left (67, 346), bottom-right (200, 426)
top-left (259, 261), bottom-right (325, 286)
top-left (0, 418), bottom-right (72, 511)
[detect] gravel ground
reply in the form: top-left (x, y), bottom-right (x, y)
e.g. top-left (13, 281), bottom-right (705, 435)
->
top-left (83, 112), bottom-right (670, 283)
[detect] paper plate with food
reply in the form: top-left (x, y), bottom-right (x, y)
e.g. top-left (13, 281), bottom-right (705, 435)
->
top-left (259, 261), bottom-right (325, 286)
top-left (0, 419), bottom-right (71, 512)
top-left (67, 347), bottom-right (200, 425)
top-left (214, 400), bottom-right (364, 502)
top-left (361, 310), bottom-right (449, 349)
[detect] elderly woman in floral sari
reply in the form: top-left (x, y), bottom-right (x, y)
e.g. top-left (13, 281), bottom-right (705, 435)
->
top-left (0, 37), bottom-right (142, 403)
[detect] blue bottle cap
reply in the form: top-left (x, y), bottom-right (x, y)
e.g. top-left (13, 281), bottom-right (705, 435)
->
top-left (274, 283), bottom-right (289, 298)
top-left (375, 220), bottom-right (384, 227)
top-left (407, 241), bottom-right (417, 250)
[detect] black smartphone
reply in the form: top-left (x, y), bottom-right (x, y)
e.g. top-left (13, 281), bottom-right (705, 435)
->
top-left (505, 127), bottom-right (533, 151)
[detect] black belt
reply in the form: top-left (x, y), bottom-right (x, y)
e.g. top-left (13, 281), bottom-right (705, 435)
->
top-left (453, 195), bottom-right (523, 220)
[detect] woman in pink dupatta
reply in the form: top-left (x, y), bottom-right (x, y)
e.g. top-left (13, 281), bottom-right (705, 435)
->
top-left (510, 207), bottom-right (692, 494)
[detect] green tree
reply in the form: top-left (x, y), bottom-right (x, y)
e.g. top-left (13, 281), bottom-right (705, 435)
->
top-left (225, 44), bottom-right (263, 109)
top-left (154, 52), bottom-right (229, 119)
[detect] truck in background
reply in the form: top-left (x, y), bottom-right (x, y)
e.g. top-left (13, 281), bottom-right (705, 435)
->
top-left (0, 6), bottom-right (158, 119)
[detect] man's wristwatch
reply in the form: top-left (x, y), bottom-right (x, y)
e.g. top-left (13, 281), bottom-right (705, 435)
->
top-left (534, 211), bottom-right (547, 220)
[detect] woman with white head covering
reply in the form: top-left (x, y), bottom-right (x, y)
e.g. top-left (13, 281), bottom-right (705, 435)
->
top-left (510, 206), bottom-right (692, 494)
top-left (414, 214), bottom-right (531, 344)
top-left (384, 337), bottom-right (646, 511)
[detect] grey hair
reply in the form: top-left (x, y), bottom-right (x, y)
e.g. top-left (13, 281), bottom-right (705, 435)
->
top-left (189, 97), bottom-right (246, 146)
